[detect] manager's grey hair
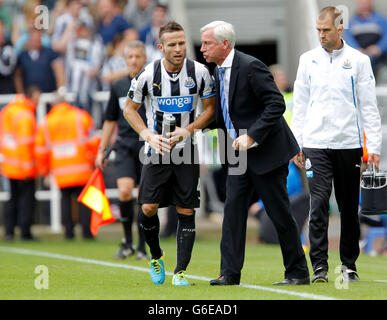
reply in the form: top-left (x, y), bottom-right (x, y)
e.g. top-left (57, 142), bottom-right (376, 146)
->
top-left (200, 20), bottom-right (235, 48)
top-left (124, 40), bottom-right (146, 57)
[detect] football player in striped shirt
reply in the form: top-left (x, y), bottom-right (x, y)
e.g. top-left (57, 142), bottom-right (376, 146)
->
top-left (124, 21), bottom-right (216, 286)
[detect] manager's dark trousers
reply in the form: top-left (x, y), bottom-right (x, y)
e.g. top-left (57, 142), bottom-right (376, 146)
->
top-left (302, 148), bottom-right (363, 272)
top-left (220, 163), bottom-right (309, 280)
top-left (5, 178), bottom-right (35, 238)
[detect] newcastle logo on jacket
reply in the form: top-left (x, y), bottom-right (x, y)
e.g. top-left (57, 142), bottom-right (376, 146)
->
top-left (342, 59), bottom-right (352, 69)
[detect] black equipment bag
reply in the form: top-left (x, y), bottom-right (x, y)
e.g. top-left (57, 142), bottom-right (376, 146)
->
top-left (360, 165), bottom-right (387, 215)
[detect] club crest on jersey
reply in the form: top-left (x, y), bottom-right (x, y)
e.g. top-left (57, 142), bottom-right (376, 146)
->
top-left (342, 59), bottom-right (352, 69)
top-left (184, 77), bottom-right (195, 89)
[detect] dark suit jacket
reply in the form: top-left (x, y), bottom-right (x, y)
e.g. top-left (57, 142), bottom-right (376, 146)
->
top-left (214, 49), bottom-right (299, 175)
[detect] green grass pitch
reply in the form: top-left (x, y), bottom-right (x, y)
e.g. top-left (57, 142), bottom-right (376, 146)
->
top-left (0, 227), bottom-right (386, 300)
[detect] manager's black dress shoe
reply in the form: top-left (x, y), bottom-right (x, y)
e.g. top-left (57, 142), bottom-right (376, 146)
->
top-left (273, 277), bottom-right (310, 285)
top-left (210, 275), bottom-right (240, 286)
top-left (312, 267), bottom-right (328, 283)
top-left (341, 266), bottom-right (359, 282)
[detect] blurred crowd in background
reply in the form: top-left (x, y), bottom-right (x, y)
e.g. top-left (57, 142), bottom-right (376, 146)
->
top-left (0, 0), bottom-right (169, 112)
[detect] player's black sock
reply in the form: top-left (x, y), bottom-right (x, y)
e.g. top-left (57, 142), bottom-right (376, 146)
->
top-left (119, 200), bottom-right (134, 246)
top-left (137, 205), bottom-right (147, 253)
top-left (174, 212), bottom-right (196, 274)
top-left (139, 211), bottom-right (162, 259)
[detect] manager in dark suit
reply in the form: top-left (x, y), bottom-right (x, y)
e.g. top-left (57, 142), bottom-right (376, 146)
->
top-left (200, 21), bottom-right (309, 285)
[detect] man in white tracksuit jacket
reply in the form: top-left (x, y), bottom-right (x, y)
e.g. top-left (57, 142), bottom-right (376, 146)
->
top-left (291, 6), bottom-right (382, 283)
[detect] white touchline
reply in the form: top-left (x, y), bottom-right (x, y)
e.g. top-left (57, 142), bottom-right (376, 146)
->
top-left (0, 246), bottom-right (339, 300)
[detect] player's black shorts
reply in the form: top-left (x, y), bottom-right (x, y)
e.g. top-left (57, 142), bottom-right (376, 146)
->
top-left (114, 143), bottom-right (142, 183)
top-left (138, 162), bottom-right (200, 209)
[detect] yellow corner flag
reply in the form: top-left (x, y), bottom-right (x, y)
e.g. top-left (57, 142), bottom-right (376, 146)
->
top-left (77, 168), bottom-right (115, 236)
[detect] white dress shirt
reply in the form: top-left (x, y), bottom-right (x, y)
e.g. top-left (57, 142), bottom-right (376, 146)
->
top-left (219, 48), bottom-right (235, 112)
top-left (218, 49), bottom-right (258, 148)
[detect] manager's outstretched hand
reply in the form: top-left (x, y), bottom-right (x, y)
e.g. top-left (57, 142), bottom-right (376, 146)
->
top-left (232, 134), bottom-right (254, 151)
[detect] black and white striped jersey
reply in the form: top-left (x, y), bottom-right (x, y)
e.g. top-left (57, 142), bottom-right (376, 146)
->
top-left (65, 36), bottom-right (105, 108)
top-left (127, 58), bottom-right (215, 149)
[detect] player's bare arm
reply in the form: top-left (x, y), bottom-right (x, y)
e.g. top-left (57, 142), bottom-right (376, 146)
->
top-left (168, 96), bottom-right (216, 147)
top-left (123, 98), bottom-right (171, 155)
top-left (95, 120), bottom-right (116, 169)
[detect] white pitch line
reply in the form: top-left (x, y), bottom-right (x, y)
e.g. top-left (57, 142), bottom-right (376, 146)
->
top-left (0, 246), bottom-right (338, 300)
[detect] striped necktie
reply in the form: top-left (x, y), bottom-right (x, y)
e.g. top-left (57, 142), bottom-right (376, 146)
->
top-left (218, 67), bottom-right (237, 140)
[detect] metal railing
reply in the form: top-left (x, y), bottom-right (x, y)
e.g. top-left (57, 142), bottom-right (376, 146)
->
top-left (0, 91), bottom-right (118, 233)
top-left (1, 87), bottom-right (386, 232)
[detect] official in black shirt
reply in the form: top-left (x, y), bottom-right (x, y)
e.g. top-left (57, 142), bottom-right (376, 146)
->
top-left (96, 40), bottom-right (148, 260)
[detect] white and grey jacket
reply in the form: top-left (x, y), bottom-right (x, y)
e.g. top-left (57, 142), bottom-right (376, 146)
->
top-left (291, 41), bottom-right (382, 155)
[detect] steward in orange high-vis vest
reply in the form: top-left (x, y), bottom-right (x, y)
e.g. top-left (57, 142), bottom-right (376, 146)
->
top-left (35, 102), bottom-right (101, 239)
top-left (0, 86), bottom-right (41, 241)
top-left (1, 95), bottom-right (37, 179)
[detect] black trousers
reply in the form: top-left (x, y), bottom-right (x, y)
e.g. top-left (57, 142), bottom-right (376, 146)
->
top-left (5, 178), bottom-right (35, 238)
top-left (303, 148), bottom-right (363, 272)
top-left (220, 163), bottom-right (309, 280)
top-left (61, 186), bottom-right (93, 239)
